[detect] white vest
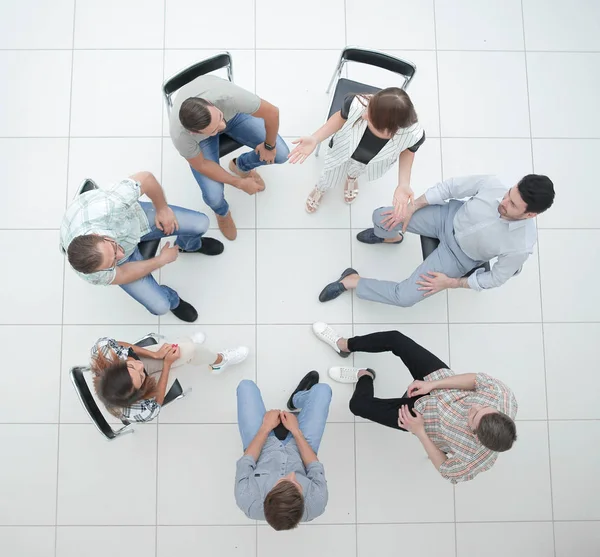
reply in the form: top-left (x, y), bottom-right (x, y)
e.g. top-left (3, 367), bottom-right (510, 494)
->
top-left (323, 97), bottom-right (424, 181)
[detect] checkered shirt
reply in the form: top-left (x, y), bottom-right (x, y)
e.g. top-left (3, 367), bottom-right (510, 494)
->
top-left (414, 370), bottom-right (518, 483)
top-left (91, 337), bottom-right (161, 423)
top-left (60, 179), bottom-right (151, 286)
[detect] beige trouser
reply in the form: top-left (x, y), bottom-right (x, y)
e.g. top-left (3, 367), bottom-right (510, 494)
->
top-left (139, 337), bottom-right (218, 375)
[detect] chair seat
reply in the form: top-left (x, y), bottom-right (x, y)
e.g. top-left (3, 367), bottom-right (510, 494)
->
top-left (420, 236), bottom-right (491, 278)
top-left (137, 239), bottom-right (160, 260)
top-left (219, 133), bottom-right (243, 158)
top-left (328, 78), bottom-right (381, 119)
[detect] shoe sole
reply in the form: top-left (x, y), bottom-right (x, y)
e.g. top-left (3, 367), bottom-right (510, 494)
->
top-left (318, 268), bottom-right (358, 303)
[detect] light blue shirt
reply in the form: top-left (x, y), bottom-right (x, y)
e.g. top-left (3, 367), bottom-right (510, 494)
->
top-left (424, 175), bottom-right (536, 291)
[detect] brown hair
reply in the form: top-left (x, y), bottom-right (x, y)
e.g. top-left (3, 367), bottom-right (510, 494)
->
top-left (91, 349), bottom-right (157, 418)
top-left (67, 235), bottom-right (105, 274)
top-left (355, 87), bottom-right (418, 135)
top-left (179, 97), bottom-right (214, 132)
top-left (475, 412), bottom-right (517, 452)
top-left (263, 480), bottom-right (304, 531)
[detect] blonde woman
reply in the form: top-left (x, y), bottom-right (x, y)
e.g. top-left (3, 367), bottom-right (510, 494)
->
top-left (288, 87), bottom-right (425, 225)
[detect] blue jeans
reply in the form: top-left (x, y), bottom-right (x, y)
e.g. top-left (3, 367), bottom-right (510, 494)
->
top-left (236, 380), bottom-right (332, 453)
top-left (190, 113), bottom-right (290, 216)
top-left (118, 202), bottom-right (209, 315)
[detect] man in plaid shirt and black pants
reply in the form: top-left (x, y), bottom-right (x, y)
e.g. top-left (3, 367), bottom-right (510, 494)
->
top-left (313, 323), bottom-right (518, 483)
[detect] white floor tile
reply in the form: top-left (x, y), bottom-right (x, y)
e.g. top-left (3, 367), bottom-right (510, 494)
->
top-left (441, 139), bottom-right (533, 187)
top-left (438, 51), bottom-right (530, 138)
top-left (455, 422), bottom-right (552, 521)
top-left (1, 138), bottom-right (68, 228)
top-left (346, 0), bottom-right (435, 49)
top-left (538, 230), bottom-right (600, 322)
top-left (56, 527), bottom-right (155, 557)
top-left (256, 324), bottom-right (355, 422)
top-left (435, 0), bottom-right (524, 51)
top-left (157, 424), bottom-right (251, 525)
top-left (0, 527), bottom-right (55, 557)
top-left (448, 250), bottom-right (542, 323)
top-left (256, 50), bottom-right (342, 137)
top-left (0, 0), bottom-right (74, 48)
top-left (0, 51), bottom-right (72, 137)
top-left (555, 522), bottom-right (600, 557)
top-left (534, 139), bottom-right (600, 229)
top-left (353, 324), bottom-right (450, 419)
top-left (157, 526), bottom-right (256, 557)
top-left (258, 524), bottom-right (356, 557)
top-left (165, 0), bottom-right (254, 49)
top-left (160, 230), bottom-right (256, 325)
top-left (0, 231), bottom-right (64, 325)
top-left (256, 0), bottom-right (345, 49)
top-left (0, 326), bottom-right (61, 423)
top-left (544, 324), bottom-right (600, 420)
top-left (358, 524), bottom-right (455, 557)
top-left (70, 50), bottom-right (164, 137)
top-left (550, 421), bottom-right (600, 520)
top-left (57, 424), bottom-right (157, 525)
top-left (351, 231), bottom-right (449, 324)
top-left (523, 0), bottom-right (600, 51)
top-left (257, 229), bottom-right (353, 324)
top-left (355, 423), bottom-right (454, 523)
top-left (0, 425), bottom-right (58, 525)
top-left (74, 0), bottom-right (164, 48)
top-left (527, 53), bottom-right (600, 139)
top-left (157, 324), bottom-right (256, 423)
top-left (449, 324), bottom-right (547, 420)
top-left (456, 522), bottom-right (554, 557)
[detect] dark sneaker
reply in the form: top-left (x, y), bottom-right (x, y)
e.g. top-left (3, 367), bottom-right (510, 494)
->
top-left (171, 298), bottom-right (198, 323)
top-left (179, 237), bottom-right (224, 256)
top-left (356, 228), bottom-right (403, 244)
top-left (287, 370), bottom-right (320, 411)
top-left (318, 267), bottom-right (358, 303)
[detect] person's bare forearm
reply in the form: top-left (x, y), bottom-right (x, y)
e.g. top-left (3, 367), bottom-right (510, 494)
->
top-left (430, 373), bottom-right (477, 391)
top-left (415, 430), bottom-right (447, 470)
top-left (192, 159), bottom-right (242, 188)
top-left (447, 277), bottom-right (470, 290)
top-left (111, 257), bottom-right (163, 285)
top-left (116, 341), bottom-right (158, 360)
top-left (292, 429), bottom-right (318, 467)
top-left (397, 149), bottom-right (415, 191)
top-left (244, 426), bottom-right (270, 461)
top-left (310, 112), bottom-right (345, 143)
top-left (154, 361), bottom-right (173, 405)
top-left (263, 108), bottom-right (280, 146)
top-left (136, 172), bottom-right (168, 210)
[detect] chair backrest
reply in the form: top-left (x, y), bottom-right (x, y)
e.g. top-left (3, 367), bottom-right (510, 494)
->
top-left (342, 47), bottom-right (416, 80)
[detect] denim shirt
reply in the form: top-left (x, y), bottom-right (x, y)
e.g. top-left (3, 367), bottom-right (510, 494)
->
top-left (234, 436), bottom-right (328, 522)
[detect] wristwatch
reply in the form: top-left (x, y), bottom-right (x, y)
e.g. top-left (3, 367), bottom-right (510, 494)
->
top-left (264, 142), bottom-right (275, 151)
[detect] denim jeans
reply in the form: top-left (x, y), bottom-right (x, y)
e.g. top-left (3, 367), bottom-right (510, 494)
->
top-left (236, 380), bottom-right (332, 453)
top-left (118, 202), bottom-right (209, 315)
top-left (190, 113), bottom-right (290, 216)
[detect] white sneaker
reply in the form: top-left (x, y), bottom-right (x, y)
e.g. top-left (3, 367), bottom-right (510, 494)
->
top-left (191, 331), bottom-right (206, 345)
top-left (211, 346), bottom-right (249, 375)
top-left (328, 366), bottom-right (374, 384)
top-left (312, 322), bottom-right (350, 358)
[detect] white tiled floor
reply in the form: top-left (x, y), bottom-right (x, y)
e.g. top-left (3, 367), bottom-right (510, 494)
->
top-left (1, 1), bottom-right (599, 556)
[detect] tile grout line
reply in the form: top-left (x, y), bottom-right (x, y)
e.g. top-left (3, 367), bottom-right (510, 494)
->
top-left (5, 136), bottom-right (600, 141)
top-left (254, 0), bottom-right (259, 552)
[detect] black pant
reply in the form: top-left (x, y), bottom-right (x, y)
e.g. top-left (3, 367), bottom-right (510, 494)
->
top-left (348, 331), bottom-right (448, 431)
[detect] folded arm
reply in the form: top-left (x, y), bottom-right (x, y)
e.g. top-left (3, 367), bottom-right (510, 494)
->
top-left (424, 175), bottom-right (494, 206)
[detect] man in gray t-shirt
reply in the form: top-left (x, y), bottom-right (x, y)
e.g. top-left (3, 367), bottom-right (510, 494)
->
top-left (169, 74), bottom-right (289, 241)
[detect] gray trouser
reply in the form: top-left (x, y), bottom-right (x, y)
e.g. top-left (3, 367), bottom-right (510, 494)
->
top-left (356, 200), bottom-right (482, 307)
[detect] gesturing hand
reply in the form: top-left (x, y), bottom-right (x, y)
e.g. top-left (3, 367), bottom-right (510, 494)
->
top-left (397, 405), bottom-right (425, 434)
top-left (416, 272), bottom-right (454, 297)
top-left (280, 411), bottom-right (300, 435)
top-left (155, 206), bottom-right (179, 236)
top-left (288, 136), bottom-right (318, 164)
top-left (262, 409), bottom-right (281, 432)
top-left (255, 143), bottom-right (276, 164)
top-left (407, 379), bottom-right (433, 397)
top-left (391, 186), bottom-right (414, 232)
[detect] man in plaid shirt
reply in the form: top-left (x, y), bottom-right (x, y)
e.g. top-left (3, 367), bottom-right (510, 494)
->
top-left (313, 323), bottom-right (517, 483)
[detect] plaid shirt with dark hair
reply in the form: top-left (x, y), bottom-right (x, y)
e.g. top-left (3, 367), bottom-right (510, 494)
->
top-left (414, 371), bottom-right (518, 483)
top-left (91, 337), bottom-right (161, 423)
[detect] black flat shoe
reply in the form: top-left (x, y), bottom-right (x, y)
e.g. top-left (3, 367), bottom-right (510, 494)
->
top-left (287, 370), bottom-right (320, 411)
top-left (171, 298), bottom-right (198, 322)
top-left (318, 267), bottom-right (357, 303)
top-left (179, 237), bottom-right (224, 256)
top-left (356, 228), bottom-right (403, 244)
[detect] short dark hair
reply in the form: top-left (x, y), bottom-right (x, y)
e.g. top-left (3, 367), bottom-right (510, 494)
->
top-left (263, 480), bottom-right (304, 531)
top-left (179, 97), bottom-right (214, 132)
top-left (475, 412), bottom-right (517, 452)
top-left (67, 235), bottom-right (104, 274)
top-left (517, 174), bottom-right (555, 214)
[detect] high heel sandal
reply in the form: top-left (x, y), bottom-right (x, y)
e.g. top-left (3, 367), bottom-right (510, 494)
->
top-left (306, 187), bottom-right (324, 213)
top-left (344, 177), bottom-right (359, 204)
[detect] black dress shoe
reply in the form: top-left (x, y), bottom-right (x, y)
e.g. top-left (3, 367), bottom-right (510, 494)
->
top-left (171, 298), bottom-right (198, 322)
top-left (179, 237), bottom-right (224, 256)
top-left (318, 267), bottom-right (358, 303)
top-left (287, 370), bottom-right (320, 411)
top-left (356, 228), bottom-right (403, 244)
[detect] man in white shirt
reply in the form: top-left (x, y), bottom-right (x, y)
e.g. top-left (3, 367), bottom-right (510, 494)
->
top-left (318, 174), bottom-right (555, 307)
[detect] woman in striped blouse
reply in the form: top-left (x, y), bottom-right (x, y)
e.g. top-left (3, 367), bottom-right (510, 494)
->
top-left (288, 88), bottom-right (425, 221)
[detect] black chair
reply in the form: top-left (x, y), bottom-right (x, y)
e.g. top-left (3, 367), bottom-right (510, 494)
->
top-left (316, 47), bottom-right (417, 156)
top-left (70, 333), bottom-right (190, 441)
top-left (420, 236), bottom-right (491, 278)
top-left (162, 52), bottom-right (243, 159)
top-left (71, 178), bottom-right (160, 260)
